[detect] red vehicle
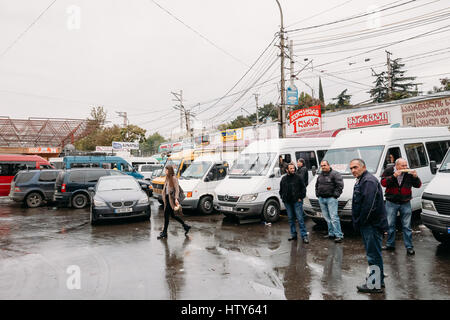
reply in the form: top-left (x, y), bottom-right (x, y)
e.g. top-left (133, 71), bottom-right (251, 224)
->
top-left (0, 155), bottom-right (53, 197)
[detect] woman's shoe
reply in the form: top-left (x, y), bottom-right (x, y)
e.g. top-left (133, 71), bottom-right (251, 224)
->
top-left (157, 232), bottom-right (167, 240)
top-left (184, 225), bottom-right (191, 236)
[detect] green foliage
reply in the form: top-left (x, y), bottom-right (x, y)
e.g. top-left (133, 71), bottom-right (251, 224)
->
top-left (332, 89), bottom-right (352, 109)
top-left (141, 132), bottom-right (166, 154)
top-left (428, 78), bottom-right (450, 94)
top-left (219, 103), bottom-right (278, 130)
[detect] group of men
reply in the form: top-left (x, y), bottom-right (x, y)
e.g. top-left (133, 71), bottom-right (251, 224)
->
top-left (278, 156), bottom-right (421, 294)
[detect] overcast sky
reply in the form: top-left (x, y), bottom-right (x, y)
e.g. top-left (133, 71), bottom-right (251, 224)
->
top-left (1, 0), bottom-right (449, 138)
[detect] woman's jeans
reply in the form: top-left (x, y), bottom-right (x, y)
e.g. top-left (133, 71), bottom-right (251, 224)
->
top-left (284, 200), bottom-right (308, 239)
top-left (318, 197), bottom-right (343, 238)
top-left (163, 195), bottom-right (186, 233)
top-left (385, 200), bottom-right (413, 249)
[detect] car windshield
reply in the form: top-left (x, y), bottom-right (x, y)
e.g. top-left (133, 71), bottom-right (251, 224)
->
top-left (323, 145), bottom-right (384, 175)
top-left (161, 159), bottom-right (182, 176)
top-left (97, 178), bottom-right (140, 191)
top-left (180, 161), bottom-right (211, 179)
top-left (229, 152), bottom-right (276, 176)
top-left (140, 165), bottom-right (154, 172)
top-left (439, 151), bottom-right (450, 172)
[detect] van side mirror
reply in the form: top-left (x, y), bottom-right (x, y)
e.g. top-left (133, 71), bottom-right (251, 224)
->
top-left (270, 167), bottom-right (281, 178)
top-left (311, 165), bottom-right (317, 176)
top-left (430, 160), bottom-right (437, 175)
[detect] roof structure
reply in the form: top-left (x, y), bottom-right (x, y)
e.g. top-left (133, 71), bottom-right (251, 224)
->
top-left (0, 117), bottom-right (95, 148)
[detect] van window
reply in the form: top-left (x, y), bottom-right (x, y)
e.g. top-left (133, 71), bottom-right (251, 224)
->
top-left (209, 163), bottom-right (228, 181)
top-left (68, 171), bottom-right (85, 183)
top-left (179, 160), bottom-right (192, 176)
top-left (39, 171), bottom-right (59, 182)
top-left (0, 162), bottom-right (35, 176)
top-left (383, 147), bottom-right (402, 169)
top-left (405, 143), bottom-right (428, 168)
top-left (425, 140), bottom-right (450, 165)
top-left (317, 150), bottom-right (327, 163)
top-left (295, 151), bottom-right (318, 170)
top-left (86, 170), bottom-right (107, 183)
top-left (40, 164), bottom-right (52, 169)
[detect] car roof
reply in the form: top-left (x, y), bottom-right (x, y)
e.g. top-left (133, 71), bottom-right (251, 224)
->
top-left (98, 175), bottom-right (134, 181)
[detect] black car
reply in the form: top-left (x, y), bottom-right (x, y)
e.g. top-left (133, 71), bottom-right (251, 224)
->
top-left (90, 175), bottom-right (151, 225)
top-left (9, 169), bottom-right (62, 207)
top-left (53, 168), bottom-right (126, 209)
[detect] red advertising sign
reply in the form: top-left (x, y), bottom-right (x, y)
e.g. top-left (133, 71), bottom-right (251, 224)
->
top-left (288, 105), bottom-right (322, 135)
top-left (347, 112), bottom-right (389, 129)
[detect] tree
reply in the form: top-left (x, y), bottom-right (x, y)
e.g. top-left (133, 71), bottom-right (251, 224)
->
top-left (319, 77), bottom-right (325, 106)
top-left (389, 58), bottom-right (420, 100)
top-left (369, 70), bottom-right (388, 103)
top-left (428, 77), bottom-right (450, 93)
top-left (332, 89), bottom-right (352, 109)
top-left (218, 103), bottom-right (278, 130)
top-left (118, 124), bottom-right (147, 143)
top-left (288, 92), bottom-right (324, 116)
top-left (141, 132), bottom-right (166, 155)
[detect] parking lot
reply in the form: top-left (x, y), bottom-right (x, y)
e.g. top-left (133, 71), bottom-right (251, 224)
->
top-left (0, 196), bottom-right (449, 300)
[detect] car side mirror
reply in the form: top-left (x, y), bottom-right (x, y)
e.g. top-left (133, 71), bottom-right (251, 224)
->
top-left (311, 165), bottom-right (317, 176)
top-left (430, 160), bottom-right (437, 175)
top-left (88, 187), bottom-right (95, 193)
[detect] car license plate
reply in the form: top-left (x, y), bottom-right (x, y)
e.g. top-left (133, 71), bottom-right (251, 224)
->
top-left (115, 207), bottom-right (133, 214)
top-left (220, 206), bottom-right (233, 212)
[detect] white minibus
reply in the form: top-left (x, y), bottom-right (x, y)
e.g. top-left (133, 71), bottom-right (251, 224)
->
top-left (303, 126), bottom-right (450, 224)
top-left (213, 138), bottom-right (335, 223)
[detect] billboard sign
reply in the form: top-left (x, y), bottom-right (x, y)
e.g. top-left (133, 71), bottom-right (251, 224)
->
top-left (347, 112), bottom-right (390, 129)
top-left (221, 128), bottom-right (243, 142)
top-left (287, 85), bottom-right (298, 106)
top-left (112, 141), bottom-right (139, 151)
top-left (288, 105), bottom-right (322, 135)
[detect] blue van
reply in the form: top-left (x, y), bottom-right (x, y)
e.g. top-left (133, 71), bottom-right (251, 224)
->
top-left (63, 156), bottom-right (144, 179)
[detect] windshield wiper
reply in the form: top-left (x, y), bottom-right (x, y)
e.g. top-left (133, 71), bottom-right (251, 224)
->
top-left (242, 156), bottom-right (259, 176)
top-left (439, 169), bottom-right (450, 172)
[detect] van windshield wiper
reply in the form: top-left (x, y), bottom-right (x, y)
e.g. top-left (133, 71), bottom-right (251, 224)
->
top-left (242, 156), bottom-right (259, 176)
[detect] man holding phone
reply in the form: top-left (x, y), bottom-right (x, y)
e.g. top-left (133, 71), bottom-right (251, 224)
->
top-left (381, 158), bottom-right (421, 255)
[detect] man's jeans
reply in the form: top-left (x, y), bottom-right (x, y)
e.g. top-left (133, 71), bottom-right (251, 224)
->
top-left (318, 197), bottom-right (344, 238)
top-left (360, 224), bottom-right (385, 286)
top-left (284, 201), bottom-right (308, 239)
top-left (385, 200), bottom-right (413, 249)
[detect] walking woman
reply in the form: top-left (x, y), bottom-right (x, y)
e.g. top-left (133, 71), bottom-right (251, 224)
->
top-left (158, 166), bottom-right (191, 240)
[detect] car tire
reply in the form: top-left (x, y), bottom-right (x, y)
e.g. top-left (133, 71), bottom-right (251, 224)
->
top-left (198, 196), bottom-right (214, 215)
top-left (72, 193), bottom-right (89, 209)
top-left (432, 231), bottom-right (450, 245)
top-left (90, 210), bottom-right (99, 225)
top-left (142, 207), bottom-right (151, 221)
top-left (26, 192), bottom-right (43, 208)
top-left (262, 199), bottom-right (280, 223)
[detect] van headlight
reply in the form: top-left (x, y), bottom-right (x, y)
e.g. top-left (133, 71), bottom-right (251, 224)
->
top-left (138, 197), bottom-right (149, 205)
top-left (344, 200), bottom-right (352, 210)
top-left (94, 199), bottom-right (107, 207)
top-left (303, 197), bottom-right (311, 207)
top-left (240, 193), bottom-right (258, 202)
top-left (422, 199), bottom-right (436, 212)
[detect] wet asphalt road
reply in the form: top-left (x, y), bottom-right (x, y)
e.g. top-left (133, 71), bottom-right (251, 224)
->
top-left (0, 197), bottom-right (449, 300)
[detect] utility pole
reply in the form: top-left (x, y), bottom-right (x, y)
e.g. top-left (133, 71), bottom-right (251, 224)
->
top-left (386, 50), bottom-right (392, 99)
top-left (276, 0), bottom-right (286, 138)
top-left (254, 93), bottom-right (260, 126)
top-left (116, 111), bottom-right (128, 128)
top-left (172, 90), bottom-right (194, 141)
top-left (171, 90), bottom-right (184, 132)
top-left (289, 40), bottom-right (294, 88)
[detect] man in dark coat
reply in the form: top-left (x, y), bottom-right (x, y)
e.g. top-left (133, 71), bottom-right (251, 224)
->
top-left (296, 158), bottom-right (308, 186)
top-left (350, 158), bottom-right (388, 294)
top-left (381, 158), bottom-right (421, 255)
top-left (280, 163), bottom-right (308, 243)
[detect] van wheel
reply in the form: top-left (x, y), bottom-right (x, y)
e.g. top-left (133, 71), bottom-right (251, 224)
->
top-left (26, 192), bottom-right (43, 208)
top-left (263, 199), bottom-right (280, 223)
top-left (198, 196), bottom-right (213, 215)
top-left (72, 193), bottom-right (89, 209)
top-left (432, 231), bottom-right (450, 245)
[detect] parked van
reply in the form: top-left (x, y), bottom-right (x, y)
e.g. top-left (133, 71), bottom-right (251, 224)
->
top-left (138, 164), bottom-right (164, 181)
top-left (0, 154), bottom-right (53, 197)
top-left (179, 153), bottom-right (238, 214)
top-left (303, 127), bottom-right (450, 224)
top-left (421, 148), bottom-right (450, 245)
top-left (63, 156), bottom-right (144, 179)
top-left (213, 138), bottom-right (334, 222)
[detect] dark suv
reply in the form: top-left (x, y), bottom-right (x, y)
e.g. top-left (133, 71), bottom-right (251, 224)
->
top-left (54, 168), bottom-right (125, 209)
top-left (9, 170), bottom-right (62, 208)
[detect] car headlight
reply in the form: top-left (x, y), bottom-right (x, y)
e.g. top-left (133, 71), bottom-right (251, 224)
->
top-left (138, 197), bottom-right (149, 205)
top-left (240, 193), bottom-right (258, 202)
top-left (94, 199), bottom-right (107, 207)
top-left (344, 200), bottom-right (352, 210)
top-left (422, 199), bottom-right (436, 212)
top-left (303, 196), bottom-right (311, 207)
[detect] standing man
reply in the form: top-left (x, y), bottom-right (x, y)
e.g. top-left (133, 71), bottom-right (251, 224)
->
top-left (279, 156), bottom-right (288, 175)
top-left (350, 158), bottom-right (388, 294)
top-left (315, 160), bottom-right (344, 243)
top-left (280, 163), bottom-right (309, 244)
top-left (381, 158), bottom-right (421, 255)
top-left (296, 158), bottom-right (308, 186)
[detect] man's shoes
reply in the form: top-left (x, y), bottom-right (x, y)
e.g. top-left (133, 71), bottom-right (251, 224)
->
top-left (302, 237), bottom-right (309, 244)
top-left (334, 237), bottom-right (343, 243)
top-left (184, 225), bottom-right (191, 236)
top-left (357, 283), bottom-right (384, 294)
top-left (288, 236), bottom-right (298, 241)
top-left (157, 232), bottom-right (167, 240)
top-left (382, 246), bottom-right (395, 251)
top-left (323, 235), bottom-right (336, 239)
top-left (406, 248), bottom-right (415, 255)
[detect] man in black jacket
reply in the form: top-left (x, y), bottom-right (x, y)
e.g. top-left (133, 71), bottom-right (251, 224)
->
top-left (296, 158), bottom-right (308, 186)
top-left (350, 158), bottom-right (388, 294)
top-left (280, 163), bottom-right (309, 243)
top-left (315, 160), bottom-right (344, 243)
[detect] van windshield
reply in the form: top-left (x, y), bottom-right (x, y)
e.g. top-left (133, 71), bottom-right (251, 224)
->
top-left (323, 145), bottom-right (384, 175)
top-left (161, 159), bottom-right (182, 176)
top-left (229, 152), bottom-right (276, 176)
top-left (180, 161), bottom-right (211, 179)
top-left (439, 151), bottom-right (450, 172)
